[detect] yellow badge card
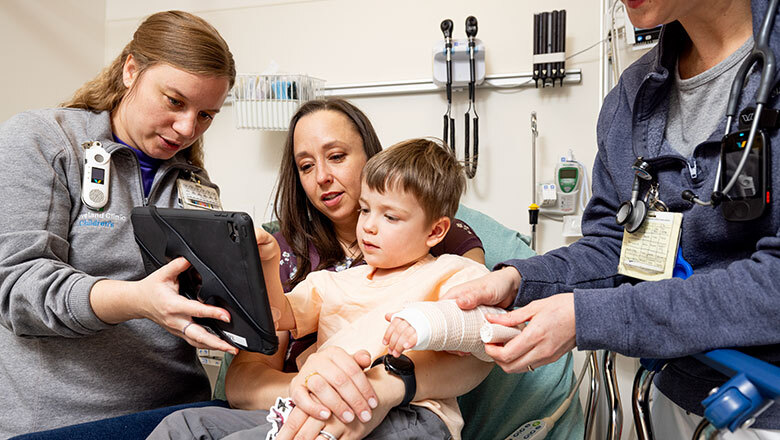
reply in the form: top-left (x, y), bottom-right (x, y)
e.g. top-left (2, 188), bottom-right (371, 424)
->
top-left (617, 211), bottom-right (683, 281)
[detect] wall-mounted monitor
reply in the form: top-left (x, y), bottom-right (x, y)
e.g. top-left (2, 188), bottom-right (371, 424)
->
top-left (624, 16), bottom-right (662, 50)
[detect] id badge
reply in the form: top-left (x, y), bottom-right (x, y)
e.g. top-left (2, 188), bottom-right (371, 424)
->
top-left (176, 178), bottom-right (223, 211)
top-left (617, 211), bottom-right (683, 281)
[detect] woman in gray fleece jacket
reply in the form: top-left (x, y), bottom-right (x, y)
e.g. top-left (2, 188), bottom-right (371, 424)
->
top-left (0, 11), bottom-right (237, 438)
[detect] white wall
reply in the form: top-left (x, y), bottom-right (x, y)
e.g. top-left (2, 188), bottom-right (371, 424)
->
top-left (105, 0), bottom-right (603, 255)
top-left (0, 0), bottom-right (105, 121)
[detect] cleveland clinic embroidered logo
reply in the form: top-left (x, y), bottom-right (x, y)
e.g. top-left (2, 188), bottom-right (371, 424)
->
top-left (76, 211), bottom-right (127, 229)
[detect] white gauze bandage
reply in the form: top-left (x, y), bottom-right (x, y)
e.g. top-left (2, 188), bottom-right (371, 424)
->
top-left (391, 300), bottom-right (523, 362)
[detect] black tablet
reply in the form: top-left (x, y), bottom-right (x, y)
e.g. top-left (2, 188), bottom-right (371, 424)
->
top-left (131, 206), bottom-right (278, 355)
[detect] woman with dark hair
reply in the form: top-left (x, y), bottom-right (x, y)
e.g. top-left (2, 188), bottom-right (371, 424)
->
top-left (272, 98), bottom-right (483, 291)
top-left (234, 98), bottom-right (486, 431)
top-left (149, 98), bottom-right (488, 439)
top-left (0, 10), bottom-right (236, 438)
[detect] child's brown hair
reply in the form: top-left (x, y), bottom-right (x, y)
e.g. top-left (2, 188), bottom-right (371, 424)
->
top-left (362, 138), bottom-right (465, 223)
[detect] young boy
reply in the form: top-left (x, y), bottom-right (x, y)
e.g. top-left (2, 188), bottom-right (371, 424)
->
top-left (259, 138), bottom-right (493, 439)
top-left (150, 138), bottom-right (493, 440)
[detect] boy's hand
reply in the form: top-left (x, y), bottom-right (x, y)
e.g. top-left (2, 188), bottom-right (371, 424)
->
top-left (253, 227), bottom-right (293, 330)
top-left (382, 314), bottom-right (417, 358)
top-left (254, 227), bottom-right (280, 262)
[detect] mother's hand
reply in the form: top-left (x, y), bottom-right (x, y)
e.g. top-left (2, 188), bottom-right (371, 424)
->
top-left (484, 292), bottom-right (576, 373)
top-left (290, 346), bottom-right (378, 424)
top-left (276, 403), bottom-right (386, 440)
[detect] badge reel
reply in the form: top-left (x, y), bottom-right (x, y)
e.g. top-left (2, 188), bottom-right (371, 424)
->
top-left (81, 141), bottom-right (111, 211)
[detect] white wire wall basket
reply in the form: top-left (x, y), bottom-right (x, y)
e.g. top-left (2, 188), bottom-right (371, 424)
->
top-left (232, 74), bottom-right (325, 130)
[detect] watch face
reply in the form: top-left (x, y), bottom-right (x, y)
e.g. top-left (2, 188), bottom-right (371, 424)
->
top-left (385, 354), bottom-right (414, 375)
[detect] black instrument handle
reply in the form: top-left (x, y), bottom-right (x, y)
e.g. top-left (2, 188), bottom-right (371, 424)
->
top-left (464, 115), bottom-right (470, 164)
top-left (559, 10), bottom-right (567, 84)
top-left (466, 116), bottom-right (479, 178)
top-left (450, 117), bottom-right (456, 153)
top-left (443, 114), bottom-right (449, 145)
top-left (469, 49), bottom-right (476, 101)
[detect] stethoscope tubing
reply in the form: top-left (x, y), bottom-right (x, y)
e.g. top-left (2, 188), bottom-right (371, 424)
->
top-left (633, 0), bottom-right (779, 207)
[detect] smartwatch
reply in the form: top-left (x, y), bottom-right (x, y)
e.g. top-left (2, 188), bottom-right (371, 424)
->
top-left (371, 354), bottom-right (416, 407)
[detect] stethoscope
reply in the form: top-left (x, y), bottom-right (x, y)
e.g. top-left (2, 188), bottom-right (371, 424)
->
top-left (682, 0), bottom-right (778, 208)
top-left (616, 157), bottom-right (654, 233)
top-left (618, 0), bottom-right (779, 231)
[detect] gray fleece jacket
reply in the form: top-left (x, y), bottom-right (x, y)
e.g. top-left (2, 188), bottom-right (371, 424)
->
top-left (0, 108), bottom-right (214, 437)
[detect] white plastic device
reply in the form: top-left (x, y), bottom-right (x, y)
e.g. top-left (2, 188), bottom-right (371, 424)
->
top-left (624, 12), bottom-right (661, 50)
top-left (81, 141), bottom-right (111, 211)
top-left (539, 158), bottom-right (582, 215)
top-left (505, 419), bottom-right (549, 440)
top-left (432, 38), bottom-right (486, 87)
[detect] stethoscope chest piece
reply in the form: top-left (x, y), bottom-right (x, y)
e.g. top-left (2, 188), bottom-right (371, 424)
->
top-left (616, 196), bottom-right (648, 233)
top-left (616, 157), bottom-right (654, 233)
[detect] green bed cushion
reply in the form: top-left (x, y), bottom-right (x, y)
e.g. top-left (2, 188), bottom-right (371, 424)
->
top-left (454, 204), bottom-right (535, 269)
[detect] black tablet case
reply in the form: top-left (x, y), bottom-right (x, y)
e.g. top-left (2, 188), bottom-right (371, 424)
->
top-left (131, 206), bottom-right (278, 355)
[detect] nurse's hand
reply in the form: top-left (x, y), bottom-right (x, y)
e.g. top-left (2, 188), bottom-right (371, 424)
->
top-left (442, 266), bottom-right (522, 310)
top-left (484, 293), bottom-right (576, 373)
top-left (135, 257), bottom-right (238, 354)
top-left (90, 257), bottom-right (238, 355)
top-left (289, 346), bottom-right (378, 424)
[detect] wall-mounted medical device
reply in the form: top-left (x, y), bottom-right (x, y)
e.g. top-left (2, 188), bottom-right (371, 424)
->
top-left (432, 38), bottom-right (485, 88)
top-left (533, 10), bottom-right (567, 87)
top-left (435, 17), bottom-right (483, 179)
top-left (81, 141), bottom-right (111, 211)
top-left (538, 158), bottom-right (583, 216)
top-left (624, 14), bottom-right (662, 50)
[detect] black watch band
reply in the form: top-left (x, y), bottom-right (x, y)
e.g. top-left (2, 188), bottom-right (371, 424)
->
top-left (371, 354), bottom-right (416, 407)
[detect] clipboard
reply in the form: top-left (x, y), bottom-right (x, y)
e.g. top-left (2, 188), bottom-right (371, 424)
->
top-left (131, 206), bottom-right (278, 354)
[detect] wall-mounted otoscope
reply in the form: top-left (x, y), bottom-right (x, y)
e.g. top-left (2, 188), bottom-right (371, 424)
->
top-left (441, 19), bottom-right (455, 153)
top-left (433, 17), bottom-right (485, 177)
top-left (464, 16), bottom-right (479, 178)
